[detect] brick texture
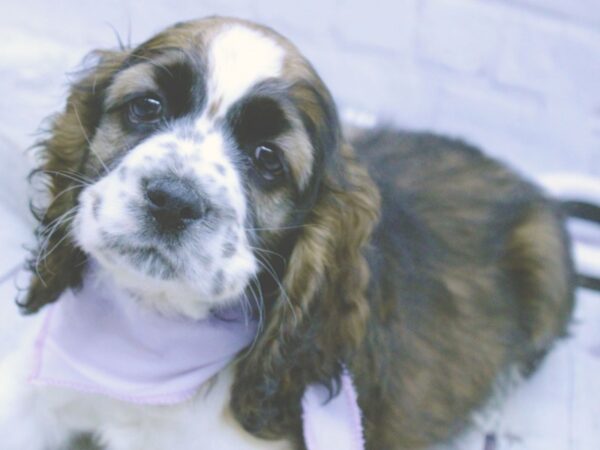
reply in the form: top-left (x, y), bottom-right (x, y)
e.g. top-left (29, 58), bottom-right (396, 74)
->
top-left (1, 0), bottom-right (598, 177)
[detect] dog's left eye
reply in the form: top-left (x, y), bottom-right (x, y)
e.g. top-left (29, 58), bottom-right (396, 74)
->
top-left (254, 144), bottom-right (284, 181)
top-left (128, 96), bottom-right (164, 124)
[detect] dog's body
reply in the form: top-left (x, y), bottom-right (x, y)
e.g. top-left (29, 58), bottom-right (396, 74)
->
top-left (0, 17), bottom-right (574, 450)
top-left (347, 129), bottom-right (574, 447)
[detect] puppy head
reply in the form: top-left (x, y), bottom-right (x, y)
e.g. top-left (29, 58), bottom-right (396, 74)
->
top-left (24, 16), bottom-right (379, 435)
top-left (71, 23), bottom-right (296, 318)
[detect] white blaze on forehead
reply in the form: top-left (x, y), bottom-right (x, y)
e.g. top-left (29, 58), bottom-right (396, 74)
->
top-left (207, 25), bottom-right (285, 114)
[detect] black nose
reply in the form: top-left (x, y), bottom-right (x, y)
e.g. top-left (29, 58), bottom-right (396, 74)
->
top-left (145, 178), bottom-right (204, 231)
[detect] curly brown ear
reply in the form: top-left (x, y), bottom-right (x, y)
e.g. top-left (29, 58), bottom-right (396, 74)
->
top-left (20, 50), bottom-right (128, 314)
top-left (231, 142), bottom-right (380, 439)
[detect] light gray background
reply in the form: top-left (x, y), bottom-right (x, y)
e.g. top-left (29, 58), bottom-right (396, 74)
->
top-left (1, 0), bottom-right (599, 180)
top-left (1, 3), bottom-right (600, 449)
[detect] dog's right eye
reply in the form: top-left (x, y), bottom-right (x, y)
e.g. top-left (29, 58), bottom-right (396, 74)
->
top-left (128, 96), bottom-right (164, 124)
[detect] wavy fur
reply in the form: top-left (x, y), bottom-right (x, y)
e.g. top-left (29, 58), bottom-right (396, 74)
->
top-left (232, 142), bottom-right (380, 438)
top-left (23, 50), bottom-right (128, 313)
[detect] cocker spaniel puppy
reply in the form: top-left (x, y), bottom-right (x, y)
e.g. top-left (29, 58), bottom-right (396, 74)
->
top-left (0, 16), bottom-right (574, 450)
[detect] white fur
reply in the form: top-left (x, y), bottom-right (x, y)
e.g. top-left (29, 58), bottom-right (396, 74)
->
top-left (206, 25), bottom-right (285, 116)
top-left (0, 331), bottom-right (291, 450)
top-left (0, 23), bottom-right (295, 449)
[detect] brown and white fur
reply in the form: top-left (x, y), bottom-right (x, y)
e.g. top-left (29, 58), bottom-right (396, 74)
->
top-left (0, 17), bottom-right (574, 450)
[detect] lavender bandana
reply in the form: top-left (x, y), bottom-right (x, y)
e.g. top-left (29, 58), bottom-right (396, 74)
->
top-left (28, 268), bottom-right (364, 449)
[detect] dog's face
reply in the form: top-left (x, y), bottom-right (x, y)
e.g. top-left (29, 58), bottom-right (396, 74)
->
top-left (64, 18), bottom-right (336, 317)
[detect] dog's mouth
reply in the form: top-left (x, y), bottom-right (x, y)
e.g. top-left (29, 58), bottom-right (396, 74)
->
top-left (88, 221), bottom-right (176, 277)
top-left (106, 241), bottom-right (178, 280)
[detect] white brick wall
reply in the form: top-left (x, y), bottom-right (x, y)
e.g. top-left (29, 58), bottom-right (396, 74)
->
top-left (1, 0), bottom-right (598, 178)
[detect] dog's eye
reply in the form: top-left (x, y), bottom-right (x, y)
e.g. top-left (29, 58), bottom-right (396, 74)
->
top-left (254, 144), bottom-right (284, 180)
top-left (128, 96), bottom-right (163, 124)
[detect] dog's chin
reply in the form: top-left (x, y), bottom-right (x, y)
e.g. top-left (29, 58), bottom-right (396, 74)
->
top-left (80, 241), bottom-right (253, 320)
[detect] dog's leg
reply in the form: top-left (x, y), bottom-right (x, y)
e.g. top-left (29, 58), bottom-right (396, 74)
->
top-left (0, 353), bottom-right (72, 450)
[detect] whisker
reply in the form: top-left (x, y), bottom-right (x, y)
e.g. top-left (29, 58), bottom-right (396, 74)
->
top-left (37, 222), bottom-right (77, 273)
top-left (39, 229), bottom-right (75, 274)
top-left (254, 254), bottom-right (298, 326)
top-left (238, 278), bottom-right (265, 359)
top-left (245, 224), bottom-right (315, 232)
top-left (51, 168), bottom-right (94, 182)
top-left (36, 207), bottom-right (78, 278)
top-left (248, 279), bottom-right (265, 333)
top-left (40, 207), bottom-right (78, 234)
top-left (39, 209), bottom-right (78, 248)
top-left (248, 245), bottom-right (287, 264)
top-left (49, 184), bottom-right (87, 204)
top-left (42, 170), bottom-right (94, 186)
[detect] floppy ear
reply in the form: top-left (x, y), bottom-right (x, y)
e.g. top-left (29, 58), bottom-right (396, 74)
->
top-left (20, 50), bottom-right (128, 314)
top-left (231, 140), bottom-right (380, 439)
